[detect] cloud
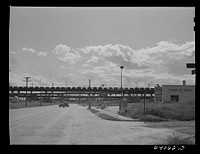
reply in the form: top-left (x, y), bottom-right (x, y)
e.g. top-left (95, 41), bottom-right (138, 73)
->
top-left (15, 41), bottom-right (194, 87)
top-left (52, 44), bottom-right (81, 64)
top-left (80, 41), bottom-right (194, 68)
top-left (80, 44), bottom-right (152, 69)
top-left (32, 75), bottom-right (51, 86)
top-left (9, 73), bottom-right (51, 87)
top-left (82, 64), bottom-right (89, 67)
top-left (22, 47), bottom-right (48, 56)
top-left (149, 41), bottom-right (195, 59)
top-left (68, 73), bottom-right (74, 77)
top-left (82, 44), bottom-right (127, 60)
top-left (22, 47), bottom-right (37, 53)
top-left (37, 51), bottom-right (47, 56)
top-left (60, 66), bottom-right (66, 69)
top-left (86, 55), bottom-right (99, 63)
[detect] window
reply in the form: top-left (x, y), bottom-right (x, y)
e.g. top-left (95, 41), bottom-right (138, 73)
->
top-left (170, 95), bottom-right (179, 102)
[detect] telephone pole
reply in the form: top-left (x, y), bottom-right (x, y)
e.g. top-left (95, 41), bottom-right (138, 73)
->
top-left (23, 77), bottom-right (31, 106)
top-left (120, 66), bottom-right (124, 111)
top-left (65, 80), bottom-right (67, 101)
top-left (143, 89), bottom-right (146, 123)
top-left (89, 79), bottom-right (91, 87)
top-left (88, 79), bottom-right (91, 109)
top-left (9, 70), bottom-right (11, 87)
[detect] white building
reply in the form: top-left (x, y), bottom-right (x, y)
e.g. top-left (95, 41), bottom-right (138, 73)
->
top-left (155, 81), bottom-right (195, 103)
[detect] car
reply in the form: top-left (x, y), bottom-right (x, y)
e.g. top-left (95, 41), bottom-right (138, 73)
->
top-left (59, 102), bottom-right (69, 108)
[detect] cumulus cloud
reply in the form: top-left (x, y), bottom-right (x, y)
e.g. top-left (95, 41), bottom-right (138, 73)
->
top-left (68, 73), bottom-right (74, 77)
top-left (82, 44), bottom-right (127, 59)
top-left (9, 73), bottom-right (51, 87)
top-left (52, 44), bottom-right (81, 64)
top-left (80, 41), bottom-right (194, 68)
top-left (15, 41), bottom-right (194, 87)
top-left (22, 47), bottom-right (48, 56)
top-left (80, 44), bottom-right (157, 68)
top-left (32, 75), bottom-right (51, 86)
top-left (37, 51), bottom-right (47, 56)
top-left (54, 41), bottom-right (194, 86)
top-left (150, 41), bottom-right (194, 59)
top-left (86, 55), bottom-right (99, 63)
top-left (22, 47), bottom-right (37, 53)
top-left (60, 66), bottom-right (66, 69)
top-left (82, 64), bottom-right (89, 67)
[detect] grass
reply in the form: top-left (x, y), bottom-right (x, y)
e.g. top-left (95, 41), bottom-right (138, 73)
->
top-left (140, 114), bottom-right (168, 122)
top-left (165, 132), bottom-right (195, 145)
top-left (88, 108), bottom-right (100, 114)
top-left (80, 100), bottom-right (120, 107)
top-left (167, 135), bottom-right (195, 145)
top-left (145, 120), bottom-right (195, 135)
top-left (88, 108), bottom-right (122, 121)
top-left (119, 101), bottom-right (195, 121)
top-left (98, 113), bottom-right (121, 121)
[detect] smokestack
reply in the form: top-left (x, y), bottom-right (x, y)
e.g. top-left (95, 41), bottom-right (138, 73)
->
top-left (183, 80), bottom-right (186, 86)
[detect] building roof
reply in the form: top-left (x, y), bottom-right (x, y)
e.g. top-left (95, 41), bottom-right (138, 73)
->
top-left (162, 85), bottom-right (195, 87)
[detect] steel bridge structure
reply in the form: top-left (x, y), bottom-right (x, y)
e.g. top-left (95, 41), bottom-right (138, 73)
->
top-left (9, 86), bottom-right (155, 102)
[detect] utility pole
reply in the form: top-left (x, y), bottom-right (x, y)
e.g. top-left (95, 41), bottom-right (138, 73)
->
top-left (88, 79), bottom-right (91, 109)
top-left (65, 80), bottom-right (67, 101)
top-left (89, 79), bottom-right (91, 87)
top-left (143, 89), bottom-right (146, 123)
top-left (23, 77), bottom-right (31, 106)
top-left (9, 70), bottom-right (11, 87)
top-left (120, 66), bottom-right (124, 111)
top-left (51, 83), bottom-right (54, 104)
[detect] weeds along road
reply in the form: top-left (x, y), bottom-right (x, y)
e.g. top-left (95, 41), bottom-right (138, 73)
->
top-left (9, 104), bottom-right (174, 145)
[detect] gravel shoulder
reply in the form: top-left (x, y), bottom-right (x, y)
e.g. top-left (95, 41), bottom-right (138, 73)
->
top-left (144, 120), bottom-right (195, 135)
top-left (90, 106), bottom-right (195, 144)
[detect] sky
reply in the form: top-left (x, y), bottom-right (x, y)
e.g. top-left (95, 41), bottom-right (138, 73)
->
top-left (9, 7), bottom-right (195, 88)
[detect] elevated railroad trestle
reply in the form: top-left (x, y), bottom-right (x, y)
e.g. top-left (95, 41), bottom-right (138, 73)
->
top-left (9, 86), bottom-right (155, 101)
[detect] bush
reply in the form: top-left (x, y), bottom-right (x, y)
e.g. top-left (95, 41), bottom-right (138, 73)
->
top-left (119, 101), bottom-right (195, 121)
top-left (140, 114), bottom-right (167, 122)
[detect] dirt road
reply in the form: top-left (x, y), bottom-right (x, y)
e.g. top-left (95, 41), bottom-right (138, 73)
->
top-left (9, 104), bottom-right (174, 145)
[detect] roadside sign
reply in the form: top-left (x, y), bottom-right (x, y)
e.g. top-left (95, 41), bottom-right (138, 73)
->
top-left (187, 63), bottom-right (195, 68)
top-left (192, 69), bottom-right (196, 75)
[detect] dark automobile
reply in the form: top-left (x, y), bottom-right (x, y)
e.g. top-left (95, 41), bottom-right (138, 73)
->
top-left (59, 102), bottom-right (69, 108)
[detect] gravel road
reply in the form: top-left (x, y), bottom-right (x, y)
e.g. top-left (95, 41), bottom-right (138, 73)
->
top-left (9, 104), bottom-right (174, 145)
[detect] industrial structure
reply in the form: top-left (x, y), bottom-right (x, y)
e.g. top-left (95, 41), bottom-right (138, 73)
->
top-left (9, 81), bottom-right (195, 104)
top-left (154, 80), bottom-right (195, 103)
top-left (9, 86), bottom-right (154, 103)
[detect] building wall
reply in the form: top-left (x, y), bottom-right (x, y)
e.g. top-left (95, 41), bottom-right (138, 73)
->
top-left (162, 85), bottom-right (195, 103)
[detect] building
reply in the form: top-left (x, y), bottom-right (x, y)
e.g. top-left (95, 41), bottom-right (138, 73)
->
top-left (155, 81), bottom-right (195, 103)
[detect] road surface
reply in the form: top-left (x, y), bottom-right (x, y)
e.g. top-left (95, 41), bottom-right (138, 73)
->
top-left (9, 104), bottom-right (174, 145)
